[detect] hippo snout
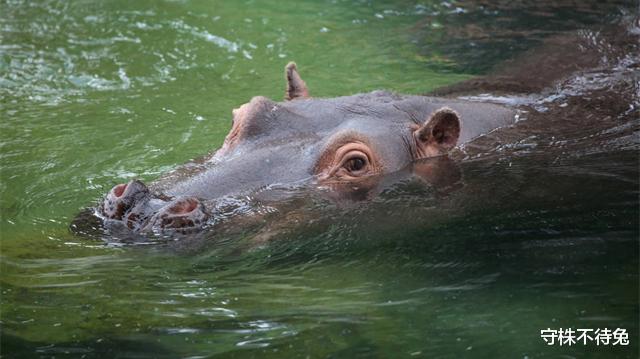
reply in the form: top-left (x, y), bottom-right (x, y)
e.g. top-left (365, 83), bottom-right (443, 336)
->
top-left (99, 180), bottom-right (209, 235)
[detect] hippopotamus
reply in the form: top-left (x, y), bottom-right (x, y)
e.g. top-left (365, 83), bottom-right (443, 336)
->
top-left (75, 63), bottom-right (515, 236)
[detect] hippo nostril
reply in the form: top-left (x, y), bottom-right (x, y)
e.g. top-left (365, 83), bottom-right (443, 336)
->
top-left (113, 183), bottom-right (127, 197)
top-left (144, 197), bottom-right (208, 233)
top-left (167, 198), bottom-right (199, 215)
top-left (101, 180), bottom-right (150, 221)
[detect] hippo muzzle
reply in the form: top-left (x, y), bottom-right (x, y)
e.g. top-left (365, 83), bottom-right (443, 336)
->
top-left (100, 180), bottom-right (209, 234)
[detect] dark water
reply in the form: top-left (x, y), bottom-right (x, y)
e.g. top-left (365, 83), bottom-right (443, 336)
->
top-left (1, 0), bottom-right (638, 358)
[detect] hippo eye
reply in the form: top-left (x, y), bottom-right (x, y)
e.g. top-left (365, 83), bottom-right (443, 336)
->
top-left (315, 139), bottom-right (380, 182)
top-left (338, 150), bottom-right (371, 176)
top-left (344, 156), bottom-right (367, 173)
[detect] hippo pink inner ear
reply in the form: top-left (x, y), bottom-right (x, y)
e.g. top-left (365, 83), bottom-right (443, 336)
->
top-left (285, 62), bottom-right (309, 101)
top-left (414, 107), bottom-right (461, 157)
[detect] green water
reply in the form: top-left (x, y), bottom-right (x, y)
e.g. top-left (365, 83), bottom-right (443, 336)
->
top-left (1, 0), bottom-right (638, 358)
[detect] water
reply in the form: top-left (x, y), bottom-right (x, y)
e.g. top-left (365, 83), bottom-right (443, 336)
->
top-left (1, 0), bottom-right (638, 357)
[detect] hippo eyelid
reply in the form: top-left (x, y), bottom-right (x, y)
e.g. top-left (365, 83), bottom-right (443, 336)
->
top-left (313, 131), bottom-right (382, 179)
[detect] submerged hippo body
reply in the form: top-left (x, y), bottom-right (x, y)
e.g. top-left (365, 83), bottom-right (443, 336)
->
top-left (77, 63), bottom-right (515, 236)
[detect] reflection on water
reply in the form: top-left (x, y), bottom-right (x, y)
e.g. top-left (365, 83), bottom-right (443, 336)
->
top-left (410, 0), bottom-right (635, 73)
top-left (1, 0), bottom-right (638, 358)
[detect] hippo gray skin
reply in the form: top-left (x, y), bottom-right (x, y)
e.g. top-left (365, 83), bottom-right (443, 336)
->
top-left (80, 63), bottom-right (515, 236)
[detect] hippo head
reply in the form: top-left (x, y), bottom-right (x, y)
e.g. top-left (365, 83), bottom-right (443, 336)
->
top-left (84, 63), bottom-right (512, 236)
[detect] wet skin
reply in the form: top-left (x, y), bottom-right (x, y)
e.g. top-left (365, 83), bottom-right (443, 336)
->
top-left (78, 63), bottom-right (515, 235)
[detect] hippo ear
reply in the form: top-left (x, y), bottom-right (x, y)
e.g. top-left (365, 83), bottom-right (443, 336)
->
top-left (414, 107), bottom-right (461, 157)
top-left (284, 62), bottom-right (309, 101)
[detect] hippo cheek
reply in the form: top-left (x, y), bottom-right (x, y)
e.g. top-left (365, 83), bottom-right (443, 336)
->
top-left (144, 197), bottom-right (209, 234)
top-left (101, 180), bottom-right (150, 220)
top-left (318, 175), bottom-right (382, 203)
